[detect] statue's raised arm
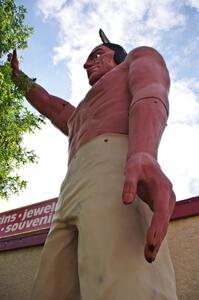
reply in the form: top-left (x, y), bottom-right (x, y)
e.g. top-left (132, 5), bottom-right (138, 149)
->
top-left (10, 49), bottom-right (75, 135)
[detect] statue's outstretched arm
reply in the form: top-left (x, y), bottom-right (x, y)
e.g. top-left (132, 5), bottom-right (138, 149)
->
top-left (10, 49), bottom-right (75, 136)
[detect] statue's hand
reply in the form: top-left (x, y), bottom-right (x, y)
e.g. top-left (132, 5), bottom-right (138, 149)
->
top-left (9, 49), bottom-right (20, 78)
top-left (122, 152), bottom-right (176, 263)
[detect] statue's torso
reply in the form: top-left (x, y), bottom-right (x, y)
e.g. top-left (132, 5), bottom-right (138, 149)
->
top-left (68, 61), bottom-right (131, 159)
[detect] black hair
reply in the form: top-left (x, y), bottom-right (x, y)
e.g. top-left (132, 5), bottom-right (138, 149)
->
top-left (103, 43), bottom-right (127, 64)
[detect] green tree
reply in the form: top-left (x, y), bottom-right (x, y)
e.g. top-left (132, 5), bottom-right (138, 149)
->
top-left (0, 0), bottom-right (45, 199)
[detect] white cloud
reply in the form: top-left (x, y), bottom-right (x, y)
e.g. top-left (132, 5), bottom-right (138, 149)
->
top-left (37, 0), bottom-right (187, 49)
top-left (159, 123), bottom-right (199, 200)
top-left (36, 0), bottom-right (189, 103)
top-left (37, 0), bottom-right (66, 18)
top-left (169, 78), bottom-right (199, 125)
top-left (183, 36), bottom-right (199, 56)
top-left (146, 0), bottom-right (186, 31)
top-left (159, 78), bottom-right (199, 200)
top-left (186, 0), bottom-right (199, 11)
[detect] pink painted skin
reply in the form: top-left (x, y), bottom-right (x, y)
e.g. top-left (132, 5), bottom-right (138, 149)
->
top-left (11, 50), bottom-right (75, 136)
top-left (11, 46), bottom-right (176, 263)
top-left (83, 45), bottom-right (117, 85)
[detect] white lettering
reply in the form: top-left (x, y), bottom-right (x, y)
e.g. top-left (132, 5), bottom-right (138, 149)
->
top-left (39, 216), bottom-right (48, 225)
top-left (26, 209), bottom-right (34, 218)
top-left (48, 214), bottom-right (53, 224)
top-left (5, 224), bottom-right (12, 233)
top-left (21, 209), bottom-right (28, 221)
top-left (0, 213), bottom-right (17, 224)
top-left (44, 205), bottom-right (51, 214)
top-left (26, 219), bottom-right (34, 228)
top-left (33, 206), bottom-right (44, 216)
top-left (1, 204), bottom-right (56, 236)
top-left (51, 202), bottom-right (56, 212)
top-left (11, 223), bottom-right (19, 231)
top-left (18, 222), bottom-right (26, 230)
top-left (11, 214), bottom-right (17, 222)
top-left (32, 218), bottom-right (40, 226)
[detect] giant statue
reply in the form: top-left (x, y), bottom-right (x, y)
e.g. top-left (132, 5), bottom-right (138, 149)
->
top-left (11, 30), bottom-right (178, 300)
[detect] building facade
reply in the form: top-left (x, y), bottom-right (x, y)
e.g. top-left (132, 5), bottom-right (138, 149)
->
top-left (0, 197), bottom-right (198, 300)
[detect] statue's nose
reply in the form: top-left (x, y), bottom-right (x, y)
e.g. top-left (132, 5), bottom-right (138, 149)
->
top-left (83, 59), bottom-right (93, 69)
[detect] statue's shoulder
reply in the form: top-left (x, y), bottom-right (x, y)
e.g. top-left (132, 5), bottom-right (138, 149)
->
top-left (126, 46), bottom-right (166, 65)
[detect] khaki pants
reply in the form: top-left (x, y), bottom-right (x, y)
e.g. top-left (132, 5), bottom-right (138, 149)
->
top-left (31, 134), bottom-right (178, 300)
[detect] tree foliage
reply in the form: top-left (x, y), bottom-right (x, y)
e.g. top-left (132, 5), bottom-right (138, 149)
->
top-left (0, 0), bottom-right (45, 199)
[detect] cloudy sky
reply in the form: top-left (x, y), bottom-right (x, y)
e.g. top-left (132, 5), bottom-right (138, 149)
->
top-left (1, 0), bottom-right (199, 212)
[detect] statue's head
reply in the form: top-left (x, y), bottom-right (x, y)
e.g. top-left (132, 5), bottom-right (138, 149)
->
top-left (84, 29), bottom-right (127, 86)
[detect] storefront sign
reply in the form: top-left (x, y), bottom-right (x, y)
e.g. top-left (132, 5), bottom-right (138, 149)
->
top-left (0, 198), bottom-right (57, 239)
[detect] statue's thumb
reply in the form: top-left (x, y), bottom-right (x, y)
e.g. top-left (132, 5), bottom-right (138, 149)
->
top-left (122, 176), bottom-right (137, 205)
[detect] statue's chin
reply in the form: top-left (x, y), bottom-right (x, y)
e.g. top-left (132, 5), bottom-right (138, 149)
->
top-left (89, 75), bottom-right (101, 86)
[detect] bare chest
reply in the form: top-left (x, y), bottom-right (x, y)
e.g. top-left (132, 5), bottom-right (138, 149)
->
top-left (84, 65), bottom-right (130, 107)
top-left (68, 64), bottom-right (131, 136)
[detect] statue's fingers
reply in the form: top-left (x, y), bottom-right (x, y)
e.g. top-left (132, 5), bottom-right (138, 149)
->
top-left (122, 175), bottom-right (138, 205)
top-left (7, 53), bottom-right (12, 62)
top-left (144, 188), bottom-right (174, 263)
top-left (144, 213), bottom-right (168, 263)
top-left (11, 49), bottom-right (19, 65)
top-left (13, 49), bottom-right (17, 57)
top-left (144, 234), bottom-right (164, 263)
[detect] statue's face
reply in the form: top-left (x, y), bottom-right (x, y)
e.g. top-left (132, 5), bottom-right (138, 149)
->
top-left (84, 45), bottom-right (117, 86)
